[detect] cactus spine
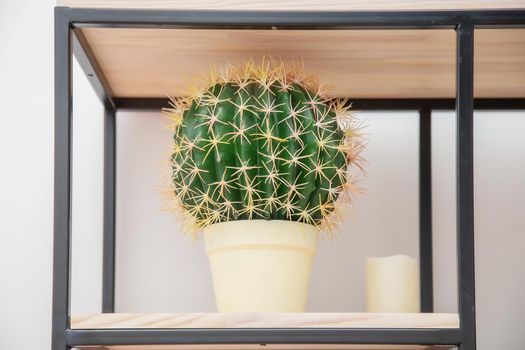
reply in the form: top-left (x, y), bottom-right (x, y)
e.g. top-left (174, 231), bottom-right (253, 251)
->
top-left (165, 60), bottom-right (365, 237)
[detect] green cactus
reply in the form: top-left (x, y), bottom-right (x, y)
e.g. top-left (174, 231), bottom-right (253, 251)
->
top-left (164, 60), bottom-right (365, 236)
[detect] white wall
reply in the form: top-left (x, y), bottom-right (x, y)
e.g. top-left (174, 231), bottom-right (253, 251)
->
top-left (1, 1), bottom-right (525, 349)
top-left (0, 0), bottom-right (54, 349)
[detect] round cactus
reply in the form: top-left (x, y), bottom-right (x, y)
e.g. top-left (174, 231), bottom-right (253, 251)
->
top-left (164, 60), bottom-right (365, 236)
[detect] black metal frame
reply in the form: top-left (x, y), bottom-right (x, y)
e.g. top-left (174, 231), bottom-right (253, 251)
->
top-left (53, 6), bottom-right (525, 350)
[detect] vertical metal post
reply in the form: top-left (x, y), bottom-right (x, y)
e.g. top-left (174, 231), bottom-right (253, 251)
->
top-left (52, 7), bottom-right (71, 350)
top-left (456, 21), bottom-right (477, 350)
top-left (102, 104), bottom-right (116, 312)
top-left (419, 107), bottom-right (434, 313)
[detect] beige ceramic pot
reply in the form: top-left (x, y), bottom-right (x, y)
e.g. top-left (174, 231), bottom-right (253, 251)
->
top-left (203, 220), bottom-right (318, 312)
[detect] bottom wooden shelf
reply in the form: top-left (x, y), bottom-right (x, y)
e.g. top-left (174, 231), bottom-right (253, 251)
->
top-left (71, 312), bottom-right (459, 329)
top-left (71, 313), bottom-right (458, 350)
top-left (73, 345), bottom-right (453, 350)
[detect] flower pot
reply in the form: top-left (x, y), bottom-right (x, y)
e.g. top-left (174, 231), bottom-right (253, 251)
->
top-left (203, 220), bottom-right (318, 312)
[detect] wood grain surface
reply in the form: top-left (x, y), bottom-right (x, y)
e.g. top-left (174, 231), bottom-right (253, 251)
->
top-left (78, 28), bottom-right (525, 98)
top-left (57, 0), bottom-right (525, 10)
top-left (73, 345), bottom-right (453, 350)
top-left (71, 312), bottom-right (459, 329)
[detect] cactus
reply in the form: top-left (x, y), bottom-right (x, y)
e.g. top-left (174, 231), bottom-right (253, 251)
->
top-left (164, 59), bottom-right (365, 237)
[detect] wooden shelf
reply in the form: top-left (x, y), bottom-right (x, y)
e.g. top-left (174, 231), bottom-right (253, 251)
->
top-left (58, 0), bottom-right (525, 11)
top-left (76, 27), bottom-right (525, 99)
top-left (71, 313), bottom-right (458, 349)
top-left (73, 345), bottom-right (453, 350)
top-left (71, 312), bottom-right (458, 329)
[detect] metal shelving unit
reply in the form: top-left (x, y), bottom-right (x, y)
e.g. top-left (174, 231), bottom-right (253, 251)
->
top-left (53, 6), bottom-right (525, 350)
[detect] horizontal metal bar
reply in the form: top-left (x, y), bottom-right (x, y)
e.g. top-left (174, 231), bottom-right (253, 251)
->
top-left (352, 98), bottom-right (525, 110)
top-left (67, 328), bottom-right (461, 346)
top-left (114, 97), bottom-right (525, 111)
top-left (58, 7), bottom-right (525, 29)
top-left (72, 28), bottom-right (115, 110)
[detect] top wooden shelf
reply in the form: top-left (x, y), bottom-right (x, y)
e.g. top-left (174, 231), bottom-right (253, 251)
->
top-left (58, 0), bottom-right (525, 10)
top-left (75, 27), bottom-right (525, 99)
top-left (62, 1), bottom-right (525, 99)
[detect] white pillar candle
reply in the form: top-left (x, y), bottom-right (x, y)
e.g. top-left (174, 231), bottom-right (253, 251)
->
top-left (365, 255), bottom-right (420, 313)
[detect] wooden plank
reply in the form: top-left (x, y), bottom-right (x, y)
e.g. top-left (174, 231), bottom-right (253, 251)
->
top-left (78, 28), bottom-right (525, 99)
top-left (71, 312), bottom-right (459, 329)
top-left (74, 345), bottom-right (452, 350)
top-left (57, 0), bottom-right (525, 10)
